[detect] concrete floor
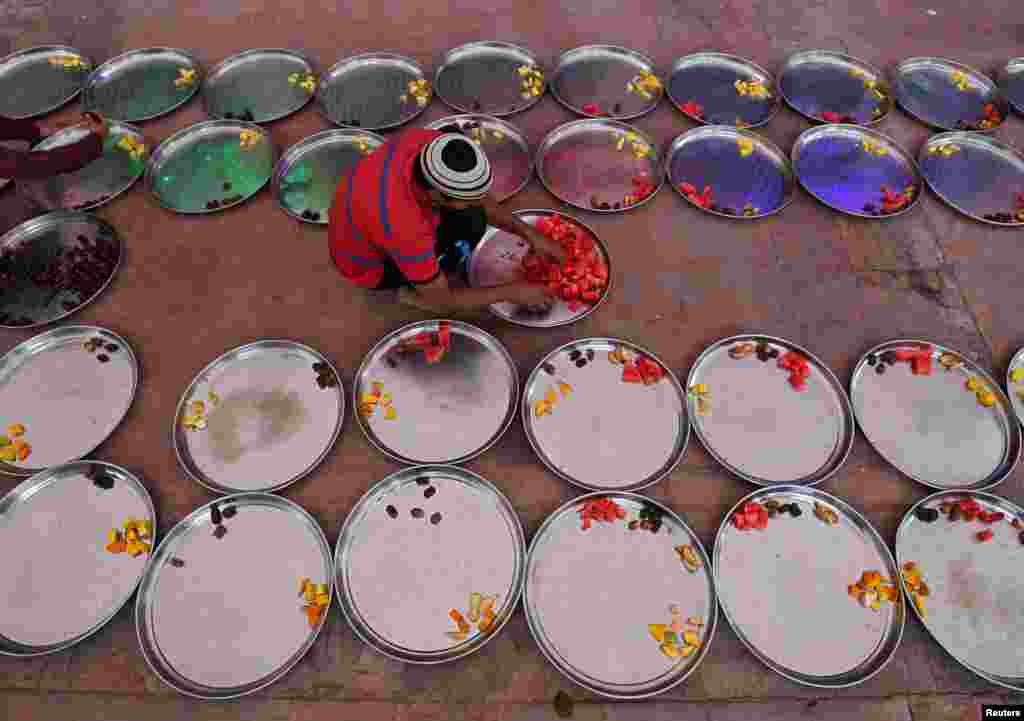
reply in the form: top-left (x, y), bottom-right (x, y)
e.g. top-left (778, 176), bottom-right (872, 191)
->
top-left (2, 0), bottom-right (1024, 719)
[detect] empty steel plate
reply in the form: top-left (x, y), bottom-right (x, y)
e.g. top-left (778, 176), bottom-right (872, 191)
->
top-left (551, 45), bottom-right (663, 120)
top-left (667, 52), bottom-right (779, 128)
top-left (779, 50), bottom-right (891, 125)
top-left (317, 53), bottom-right (430, 130)
top-left (434, 41), bottom-right (545, 116)
top-left (0, 45), bottom-right (91, 119)
top-left (892, 57), bottom-right (1008, 132)
top-left (273, 129), bottom-right (384, 224)
top-left (536, 119), bottom-right (662, 213)
top-left (425, 115), bottom-right (532, 201)
top-left (202, 49), bottom-right (316, 123)
top-left (81, 47), bottom-right (201, 122)
top-left (792, 124), bottom-right (922, 218)
top-left (998, 58), bottom-right (1024, 116)
top-left (666, 126), bottom-right (796, 219)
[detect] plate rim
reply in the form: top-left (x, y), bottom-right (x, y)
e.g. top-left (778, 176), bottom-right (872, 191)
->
top-left (550, 44), bottom-right (663, 120)
top-left (0, 460), bottom-right (156, 656)
top-left (134, 491), bottom-right (332, 699)
top-left (684, 333), bottom-right (856, 486)
top-left (333, 463), bottom-right (527, 665)
top-left (520, 336), bottom-right (690, 492)
top-left (171, 338), bottom-right (345, 495)
top-left (522, 490), bottom-right (718, 698)
top-left (1006, 345), bottom-right (1024, 425)
top-left (0, 44), bottom-right (92, 119)
top-left (665, 126), bottom-right (797, 220)
top-left (778, 49), bottom-right (891, 126)
top-left (666, 51), bottom-right (781, 129)
top-left (890, 55), bottom-right (1007, 133)
top-left (712, 484), bottom-right (906, 688)
top-left (81, 46), bottom-right (203, 122)
top-left (0, 325), bottom-right (139, 476)
top-left (315, 51), bottom-right (430, 130)
top-left (535, 118), bottom-right (664, 214)
top-left (433, 40), bottom-right (546, 116)
top-left (849, 338), bottom-right (1022, 491)
top-left (352, 319), bottom-right (520, 466)
top-left (998, 57), bottom-right (1024, 116)
top-left (201, 47), bottom-right (317, 123)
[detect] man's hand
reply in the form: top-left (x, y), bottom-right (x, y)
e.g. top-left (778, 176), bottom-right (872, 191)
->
top-left (496, 280), bottom-right (555, 308)
top-left (524, 225), bottom-right (566, 264)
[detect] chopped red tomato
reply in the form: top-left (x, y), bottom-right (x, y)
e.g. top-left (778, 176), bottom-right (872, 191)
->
top-left (681, 100), bottom-right (704, 119)
top-left (622, 362), bottom-right (643, 384)
top-left (521, 214), bottom-right (608, 309)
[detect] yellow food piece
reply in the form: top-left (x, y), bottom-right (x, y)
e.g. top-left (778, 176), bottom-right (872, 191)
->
top-left (683, 630), bottom-right (701, 646)
top-left (648, 623), bottom-right (667, 643)
top-left (446, 631), bottom-right (469, 641)
top-left (691, 383), bottom-right (707, 395)
top-left (479, 596), bottom-right (496, 615)
top-left (107, 529), bottom-right (120, 544)
top-left (0, 446), bottom-right (17, 462)
top-left (860, 571), bottom-right (882, 589)
top-left (299, 578), bottom-right (312, 595)
top-left (383, 406), bottom-right (398, 420)
top-left (848, 583), bottom-right (862, 598)
top-left (680, 644), bottom-right (697, 657)
top-left (533, 400), bottom-right (550, 417)
top-left (469, 592), bottom-right (482, 623)
top-left (687, 616), bottom-right (703, 627)
top-left (963, 374), bottom-right (981, 391)
top-left (0, 436), bottom-right (8, 447)
top-left (912, 593), bottom-right (927, 618)
top-left (1006, 368), bottom-right (1021, 383)
top-left (360, 393), bottom-right (379, 406)
top-left (737, 138), bottom-right (754, 157)
top-left (6, 423), bottom-right (25, 438)
top-left (978, 391), bottom-right (996, 407)
top-left (545, 388), bottom-right (558, 405)
top-left (315, 593), bottom-right (330, 606)
top-left (303, 588), bottom-right (316, 603)
top-left (878, 585), bottom-right (899, 602)
top-left (660, 642), bottom-right (680, 658)
top-left (558, 382), bottom-right (572, 398)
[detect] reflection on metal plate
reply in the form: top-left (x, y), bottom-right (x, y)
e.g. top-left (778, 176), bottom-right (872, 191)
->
top-left (0, 461), bottom-right (154, 656)
top-left (273, 130), bottom-right (384, 224)
top-left (0, 45), bottom-right (91, 119)
top-left (82, 47), bottom-right (201, 122)
top-left (336, 465), bottom-right (525, 664)
top-left (850, 340), bottom-right (1021, 490)
top-left (551, 45), bottom-right (663, 120)
top-left (666, 127), bottom-right (796, 219)
top-left (424, 115), bottom-right (532, 202)
top-left (135, 493), bottom-right (332, 699)
top-left (667, 52), bottom-right (780, 128)
top-left (715, 486), bottom-right (904, 687)
top-left (792, 124), bottom-right (922, 218)
top-left (686, 335), bottom-right (854, 485)
top-left (316, 53), bottom-right (430, 130)
top-left (434, 41), bottom-right (545, 116)
top-left (202, 49), bottom-right (316, 123)
top-left (1006, 346), bottom-right (1024, 426)
top-left (998, 58), bottom-right (1024, 116)
top-left (173, 340), bottom-right (344, 494)
top-left (524, 492), bottom-right (717, 698)
top-left (779, 50), bottom-right (891, 125)
top-left (522, 338), bottom-right (688, 491)
top-left (892, 57), bottom-right (1008, 132)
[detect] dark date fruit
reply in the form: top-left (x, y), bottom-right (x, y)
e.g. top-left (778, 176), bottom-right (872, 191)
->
top-left (411, 508), bottom-right (424, 519)
top-left (210, 504), bottom-right (222, 525)
top-left (789, 504), bottom-right (802, 517)
top-left (386, 504), bottom-right (398, 518)
top-left (914, 506), bottom-right (940, 523)
top-left (96, 353), bottom-right (109, 363)
top-left (424, 486), bottom-right (436, 499)
top-left (430, 512), bottom-right (442, 525)
top-left (221, 506), bottom-right (237, 519)
top-left (213, 525), bottom-right (227, 539)
top-left (415, 476), bottom-right (430, 486)
top-left (169, 557), bottom-right (185, 568)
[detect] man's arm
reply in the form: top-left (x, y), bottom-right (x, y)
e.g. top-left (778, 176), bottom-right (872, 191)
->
top-left (399, 272), bottom-right (551, 315)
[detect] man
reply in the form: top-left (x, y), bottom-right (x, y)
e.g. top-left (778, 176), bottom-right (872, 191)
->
top-left (0, 112), bottom-right (107, 180)
top-left (328, 126), bottom-right (564, 314)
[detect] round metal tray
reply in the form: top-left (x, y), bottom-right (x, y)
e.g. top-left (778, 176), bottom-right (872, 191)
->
top-left (551, 45), bottom-right (663, 120)
top-left (335, 465), bottom-right (525, 664)
top-left (522, 338), bottom-right (688, 492)
top-left (144, 120), bottom-right (276, 214)
top-left (424, 114), bottom-right (533, 202)
top-left (524, 492), bottom-right (717, 698)
top-left (891, 56), bottom-right (1009, 132)
top-left (172, 340), bottom-right (344, 494)
top-left (202, 48), bottom-right (316, 123)
top-left (316, 52), bottom-right (430, 130)
top-left (1006, 346), bottom-right (1024, 425)
top-left (850, 339), bottom-right (1021, 490)
top-left (714, 486), bottom-right (904, 688)
top-left (0, 326), bottom-right (138, 476)
top-left (896, 491), bottom-right (1024, 691)
top-left (0, 45), bottom-right (91, 119)
top-left (686, 334), bottom-right (854, 485)
top-left (353, 320), bottom-right (518, 465)
top-left (792, 124), bottom-right (922, 219)
top-left (0, 212), bottom-right (122, 329)
top-left (0, 461), bottom-right (155, 656)
top-left (666, 126), bottom-right (796, 219)
top-left (918, 132), bottom-right (1024, 227)
top-left (536, 119), bottom-right (663, 213)
top-left (667, 52), bottom-right (780, 128)
top-left (778, 50), bottom-right (891, 125)
top-left (998, 57), bottom-right (1024, 116)
top-left (272, 129), bottom-right (384, 224)
top-left (467, 209), bottom-right (612, 327)
top-left (434, 41), bottom-right (545, 116)
top-left (135, 493), bottom-right (332, 699)
top-left (81, 47), bottom-right (202, 122)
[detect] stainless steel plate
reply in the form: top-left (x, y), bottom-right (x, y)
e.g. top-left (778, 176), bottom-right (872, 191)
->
top-left (850, 340), bottom-right (1021, 491)
top-left (918, 132), bottom-right (1024, 227)
top-left (536, 119), bottom-right (662, 213)
top-left (896, 491), bottom-right (1024, 691)
top-left (434, 41), bottom-right (545, 116)
top-left (686, 335), bottom-right (854, 486)
top-left (173, 340), bottom-right (344, 494)
top-left (892, 57), bottom-right (1009, 132)
top-left (0, 461), bottom-right (154, 656)
top-left (353, 320), bottom-right (518, 465)
top-left (666, 127), bottom-right (796, 219)
top-left (424, 115), bottom-right (532, 202)
top-left (999, 58), bottom-right (1024, 116)
top-left (0, 326), bottom-right (137, 476)
top-left (273, 129), bottom-right (384, 224)
top-left (792, 124), bottom-right (922, 219)
top-left (551, 45), bottom-right (663, 120)
top-left (135, 493), bottom-right (332, 699)
top-left (23, 121), bottom-right (147, 211)
top-left (316, 53), bottom-right (429, 130)
top-left (666, 52), bottom-right (780, 128)
top-left (145, 120), bottom-right (276, 214)
top-left (0, 212), bottom-right (121, 328)
top-left (522, 338), bottom-right (688, 491)
top-left (335, 465), bottom-right (525, 664)
top-left (202, 49), bottom-right (316, 123)
top-left (715, 486), bottom-right (904, 687)
top-left (1006, 346), bottom-right (1024, 425)
top-left (778, 50), bottom-right (891, 125)
top-left (524, 492), bottom-right (717, 698)
top-left (0, 45), bottom-right (91, 119)
top-left (467, 209), bottom-right (612, 327)
top-left (81, 47), bottom-right (201, 122)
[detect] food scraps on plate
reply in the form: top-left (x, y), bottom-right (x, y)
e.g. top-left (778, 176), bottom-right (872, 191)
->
top-left (182, 391), bottom-right (220, 432)
top-left (532, 379), bottom-right (572, 418)
top-left (626, 70), bottom-right (663, 101)
top-left (115, 135), bottom-right (147, 161)
top-left (392, 321), bottom-right (451, 365)
top-left (680, 100), bottom-right (704, 120)
top-left (174, 68), bottom-right (196, 88)
top-left (847, 569), bottom-right (899, 610)
top-left (957, 103), bottom-right (1002, 131)
top-left (932, 497), bottom-right (1021, 545)
top-left (287, 72), bottom-right (317, 93)
top-left (613, 130), bottom-right (651, 160)
top-left (674, 544), bottom-right (703, 573)
top-left (737, 137), bottom-right (754, 157)
top-left (821, 111), bottom-right (857, 123)
top-left (965, 374), bottom-right (998, 408)
top-left (649, 606), bottom-right (703, 659)
top-left (521, 215), bottom-right (608, 309)
top-left (578, 497), bottom-right (625, 531)
top-left (861, 139), bottom-right (888, 157)
top-left (399, 78), bottom-right (431, 107)
top-left (104, 518), bottom-right (152, 557)
top-left (901, 561), bottom-right (930, 617)
top-left (298, 578), bottom-right (330, 627)
top-left (951, 70), bottom-right (971, 92)
top-left (982, 192), bottom-right (1024, 224)
top-left (628, 500), bottom-right (666, 533)
top-left (927, 143), bottom-right (961, 158)
top-left (83, 336), bottom-right (120, 363)
top-left (813, 501), bottom-right (839, 526)
top-left (49, 55), bottom-right (89, 71)
top-left (728, 342), bottom-right (810, 391)
top-left (688, 382), bottom-right (711, 416)
top-left (0, 423), bottom-right (31, 462)
top-left (517, 64), bottom-right (544, 100)
top-left (734, 79), bottom-right (771, 100)
top-left (731, 500), bottom-right (804, 531)
top-left (861, 185), bottom-right (916, 216)
top-left (447, 592), bottom-right (499, 641)
top-left (606, 345), bottom-right (665, 385)
top-left (239, 129), bottom-right (262, 150)
top-left (360, 380), bottom-right (397, 420)
top-left (312, 361), bottom-right (339, 390)
top-left (582, 103), bottom-right (611, 117)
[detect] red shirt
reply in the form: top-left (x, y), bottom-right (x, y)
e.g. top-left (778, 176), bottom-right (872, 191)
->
top-left (328, 129), bottom-right (443, 288)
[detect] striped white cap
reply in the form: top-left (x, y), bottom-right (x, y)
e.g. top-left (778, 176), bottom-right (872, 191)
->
top-left (419, 133), bottom-right (493, 200)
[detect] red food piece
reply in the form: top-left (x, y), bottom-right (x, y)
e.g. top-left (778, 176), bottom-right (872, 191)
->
top-left (976, 529), bottom-right (994, 543)
top-left (423, 345), bottom-right (445, 365)
top-left (520, 215), bottom-right (608, 308)
top-left (910, 354), bottom-right (932, 376)
top-left (978, 511), bottom-right (1005, 525)
top-left (681, 100), bottom-right (704, 119)
top-left (582, 103), bottom-right (610, 117)
top-left (578, 498), bottom-right (625, 529)
top-left (437, 322), bottom-right (450, 350)
top-left (621, 362), bottom-right (643, 384)
top-left (635, 356), bottom-right (665, 385)
top-left (822, 111), bottom-right (842, 122)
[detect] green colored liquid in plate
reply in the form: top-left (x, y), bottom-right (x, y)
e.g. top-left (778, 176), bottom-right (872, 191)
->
top-left (154, 133), bottom-right (273, 212)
